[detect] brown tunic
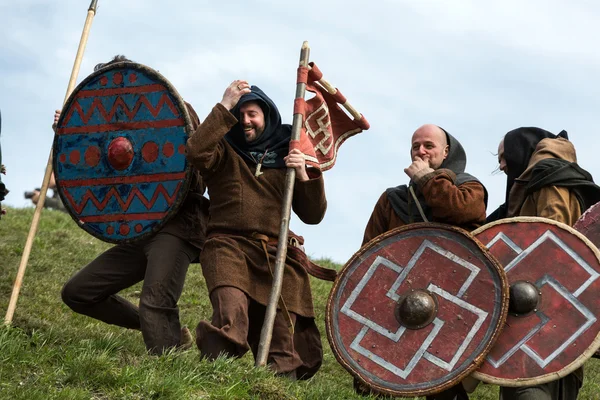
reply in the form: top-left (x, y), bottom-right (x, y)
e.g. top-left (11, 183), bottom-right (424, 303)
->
top-left (507, 138), bottom-right (581, 224)
top-left (186, 103), bottom-right (327, 317)
top-left (161, 102), bottom-right (209, 250)
top-left (503, 137), bottom-right (584, 391)
top-left (363, 170), bottom-right (487, 245)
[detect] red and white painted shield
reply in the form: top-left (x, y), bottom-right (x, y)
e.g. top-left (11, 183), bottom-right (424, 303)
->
top-left (472, 217), bottom-right (600, 386)
top-left (326, 223), bottom-right (508, 397)
top-left (574, 202), bottom-right (600, 359)
top-left (575, 201), bottom-right (600, 251)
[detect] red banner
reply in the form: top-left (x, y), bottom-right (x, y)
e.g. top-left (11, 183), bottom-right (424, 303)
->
top-left (290, 63), bottom-right (369, 171)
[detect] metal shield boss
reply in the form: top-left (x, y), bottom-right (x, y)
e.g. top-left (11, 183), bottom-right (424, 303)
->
top-left (472, 217), bottom-right (600, 386)
top-left (326, 223), bottom-right (509, 397)
top-left (53, 62), bottom-right (193, 243)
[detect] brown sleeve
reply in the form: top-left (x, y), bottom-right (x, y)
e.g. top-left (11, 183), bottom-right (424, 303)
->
top-left (417, 170), bottom-right (487, 226)
top-left (292, 168), bottom-right (327, 224)
top-left (185, 103), bottom-right (238, 176)
top-left (531, 186), bottom-right (581, 226)
top-left (362, 192), bottom-right (392, 246)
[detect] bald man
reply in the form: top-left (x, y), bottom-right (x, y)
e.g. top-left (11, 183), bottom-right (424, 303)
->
top-left (358, 124), bottom-right (487, 399)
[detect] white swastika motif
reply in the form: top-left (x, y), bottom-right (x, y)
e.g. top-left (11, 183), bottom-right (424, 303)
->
top-left (473, 218), bottom-right (600, 386)
top-left (327, 224), bottom-right (508, 397)
top-left (304, 102), bottom-right (332, 156)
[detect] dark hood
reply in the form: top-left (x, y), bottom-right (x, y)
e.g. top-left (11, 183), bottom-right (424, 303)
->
top-left (504, 127), bottom-right (568, 205)
top-left (224, 85), bottom-right (291, 169)
top-left (488, 127), bottom-right (569, 221)
top-left (526, 158), bottom-right (600, 213)
top-left (386, 127), bottom-right (486, 224)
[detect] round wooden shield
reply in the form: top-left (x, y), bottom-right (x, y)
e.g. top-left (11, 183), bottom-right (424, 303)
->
top-left (326, 223), bottom-right (509, 397)
top-left (574, 202), bottom-right (600, 250)
top-left (472, 217), bottom-right (600, 387)
top-left (53, 62), bottom-right (193, 243)
top-left (574, 202), bottom-right (600, 359)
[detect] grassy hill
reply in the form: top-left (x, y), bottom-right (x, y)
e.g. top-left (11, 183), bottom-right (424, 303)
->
top-left (1, 208), bottom-right (600, 399)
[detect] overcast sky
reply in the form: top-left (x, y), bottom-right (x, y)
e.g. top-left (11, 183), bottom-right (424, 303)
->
top-left (2, 0), bottom-right (600, 263)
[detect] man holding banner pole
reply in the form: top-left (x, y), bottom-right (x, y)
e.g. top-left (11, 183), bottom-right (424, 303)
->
top-left (186, 81), bottom-right (327, 379)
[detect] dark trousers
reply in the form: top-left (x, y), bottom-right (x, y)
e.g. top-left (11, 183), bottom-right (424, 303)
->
top-left (500, 372), bottom-right (583, 400)
top-left (196, 286), bottom-right (322, 379)
top-left (427, 384), bottom-right (469, 400)
top-left (61, 232), bottom-right (198, 355)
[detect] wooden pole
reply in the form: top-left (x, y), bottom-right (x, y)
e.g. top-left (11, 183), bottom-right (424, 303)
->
top-left (4, 0), bottom-right (99, 325)
top-left (255, 41), bottom-right (310, 367)
top-left (312, 74), bottom-right (363, 120)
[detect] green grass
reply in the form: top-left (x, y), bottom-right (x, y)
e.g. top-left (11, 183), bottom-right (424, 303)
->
top-left (1, 207), bottom-right (600, 399)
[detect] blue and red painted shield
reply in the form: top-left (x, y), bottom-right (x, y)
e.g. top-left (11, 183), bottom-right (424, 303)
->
top-left (53, 62), bottom-right (193, 243)
top-left (473, 217), bottom-right (600, 386)
top-left (326, 223), bottom-right (508, 397)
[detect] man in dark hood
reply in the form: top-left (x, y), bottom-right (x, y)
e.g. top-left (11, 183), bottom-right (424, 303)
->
top-left (186, 80), bottom-right (327, 379)
top-left (490, 127), bottom-right (600, 400)
top-left (359, 124), bottom-right (487, 399)
top-left (488, 127), bottom-right (600, 224)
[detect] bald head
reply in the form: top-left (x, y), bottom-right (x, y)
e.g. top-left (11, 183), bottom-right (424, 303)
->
top-left (410, 124), bottom-right (449, 170)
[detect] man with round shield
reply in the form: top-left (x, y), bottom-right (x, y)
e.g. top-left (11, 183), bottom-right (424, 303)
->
top-left (490, 127), bottom-right (600, 399)
top-left (60, 55), bottom-right (210, 355)
top-left (360, 124), bottom-right (488, 399)
top-left (185, 81), bottom-right (327, 379)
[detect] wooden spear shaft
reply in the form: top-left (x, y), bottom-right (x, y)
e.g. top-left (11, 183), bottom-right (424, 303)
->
top-left (255, 41), bottom-right (310, 367)
top-left (4, 0), bottom-right (99, 325)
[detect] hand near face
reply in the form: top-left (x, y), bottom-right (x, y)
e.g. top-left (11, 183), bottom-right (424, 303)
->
top-left (220, 80), bottom-right (251, 110)
top-left (404, 156), bottom-right (434, 180)
top-left (284, 148), bottom-right (309, 181)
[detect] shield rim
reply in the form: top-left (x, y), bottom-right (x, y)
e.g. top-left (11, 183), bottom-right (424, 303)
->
top-left (471, 216), bottom-right (600, 387)
top-left (52, 61), bottom-right (193, 244)
top-left (326, 222), bottom-right (509, 397)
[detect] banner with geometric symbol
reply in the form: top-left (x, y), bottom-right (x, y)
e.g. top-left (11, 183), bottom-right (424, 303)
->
top-left (290, 62), bottom-right (369, 171)
top-left (53, 62), bottom-right (192, 243)
top-left (326, 223), bottom-right (508, 397)
top-left (472, 217), bottom-right (600, 386)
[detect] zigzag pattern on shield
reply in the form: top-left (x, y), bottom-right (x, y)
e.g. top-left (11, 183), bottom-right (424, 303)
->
top-left (53, 62), bottom-right (192, 243)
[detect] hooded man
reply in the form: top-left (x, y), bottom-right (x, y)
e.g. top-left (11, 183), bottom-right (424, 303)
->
top-left (186, 80), bottom-right (327, 379)
top-left (490, 127), bottom-right (600, 400)
top-left (363, 124), bottom-right (487, 243)
top-left (359, 124), bottom-right (487, 399)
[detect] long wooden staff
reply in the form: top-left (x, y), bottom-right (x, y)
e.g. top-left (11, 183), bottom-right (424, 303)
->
top-left (4, 0), bottom-right (99, 325)
top-left (255, 41), bottom-right (311, 367)
top-left (309, 67), bottom-right (364, 121)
